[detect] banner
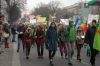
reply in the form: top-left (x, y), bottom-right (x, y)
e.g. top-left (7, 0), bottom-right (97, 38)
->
top-left (88, 14), bottom-right (99, 24)
top-left (60, 19), bottom-right (69, 25)
top-left (30, 19), bottom-right (36, 24)
top-left (37, 17), bottom-right (46, 23)
top-left (93, 24), bottom-right (100, 51)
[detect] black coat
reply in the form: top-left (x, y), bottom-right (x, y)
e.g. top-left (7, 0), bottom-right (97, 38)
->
top-left (85, 26), bottom-right (96, 47)
top-left (17, 26), bottom-right (25, 39)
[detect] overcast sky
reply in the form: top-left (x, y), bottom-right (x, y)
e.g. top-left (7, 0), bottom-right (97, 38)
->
top-left (26, 0), bottom-right (81, 11)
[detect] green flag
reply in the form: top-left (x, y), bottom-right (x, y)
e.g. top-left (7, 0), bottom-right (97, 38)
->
top-left (93, 24), bottom-right (100, 51)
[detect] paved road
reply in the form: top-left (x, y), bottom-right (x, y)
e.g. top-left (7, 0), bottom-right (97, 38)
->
top-left (0, 39), bottom-right (100, 66)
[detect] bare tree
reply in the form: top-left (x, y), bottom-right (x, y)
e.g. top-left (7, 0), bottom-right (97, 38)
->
top-left (5, 0), bottom-right (26, 22)
top-left (48, 1), bottom-right (61, 16)
top-left (31, 3), bottom-right (50, 21)
top-left (32, 1), bottom-right (61, 22)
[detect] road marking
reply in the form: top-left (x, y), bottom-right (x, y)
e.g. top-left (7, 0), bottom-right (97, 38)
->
top-left (12, 43), bottom-right (21, 66)
top-left (73, 57), bottom-right (91, 66)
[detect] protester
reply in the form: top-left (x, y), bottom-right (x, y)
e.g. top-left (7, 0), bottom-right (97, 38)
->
top-left (23, 27), bottom-right (32, 59)
top-left (3, 23), bottom-right (10, 48)
top-left (45, 22), bottom-right (58, 66)
top-left (0, 21), bottom-right (3, 54)
top-left (84, 24), bottom-right (91, 56)
top-left (17, 23), bottom-right (25, 52)
top-left (36, 25), bottom-right (45, 59)
top-left (31, 25), bottom-right (35, 46)
top-left (66, 20), bottom-right (77, 65)
top-left (11, 25), bottom-right (17, 42)
top-left (58, 24), bottom-right (67, 59)
top-left (85, 20), bottom-right (98, 66)
top-left (76, 26), bottom-right (84, 61)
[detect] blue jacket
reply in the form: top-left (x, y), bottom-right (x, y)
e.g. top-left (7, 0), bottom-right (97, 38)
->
top-left (45, 27), bottom-right (58, 51)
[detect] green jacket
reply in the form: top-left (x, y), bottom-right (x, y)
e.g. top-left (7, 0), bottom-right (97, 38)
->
top-left (66, 26), bottom-right (77, 43)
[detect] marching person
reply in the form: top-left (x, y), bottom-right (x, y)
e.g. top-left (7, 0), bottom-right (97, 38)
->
top-left (36, 25), bottom-right (45, 59)
top-left (11, 25), bottom-right (17, 42)
top-left (17, 23), bottom-right (25, 52)
top-left (3, 23), bottom-right (10, 49)
top-left (58, 24), bottom-right (67, 59)
top-left (66, 20), bottom-right (77, 65)
top-left (45, 22), bottom-right (58, 66)
top-left (23, 27), bottom-right (32, 59)
top-left (76, 26), bottom-right (84, 61)
top-left (85, 20), bottom-right (98, 66)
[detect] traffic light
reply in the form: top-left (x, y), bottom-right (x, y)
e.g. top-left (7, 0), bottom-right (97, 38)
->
top-left (87, 0), bottom-right (96, 6)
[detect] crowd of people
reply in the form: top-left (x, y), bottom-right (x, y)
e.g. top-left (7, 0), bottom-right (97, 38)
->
top-left (0, 19), bottom-right (100, 66)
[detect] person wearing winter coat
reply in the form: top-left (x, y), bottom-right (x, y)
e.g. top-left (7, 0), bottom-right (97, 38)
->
top-left (36, 25), bottom-right (45, 59)
top-left (76, 26), bottom-right (84, 61)
top-left (23, 27), bottom-right (32, 59)
top-left (17, 23), bottom-right (26, 52)
top-left (11, 25), bottom-right (17, 42)
top-left (66, 20), bottom-right (77, 65)
top-left (58, 24), bottom-right (67, 59)
top-left (3, 23), bottom-right (10, 48)
top-left (45, 22), bottom-right (58, 66)
top-left (85, 20), bottom-right (98, 66)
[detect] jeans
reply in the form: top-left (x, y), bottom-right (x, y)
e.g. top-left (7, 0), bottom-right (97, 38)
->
top-left (49, 50), bottom-right (56, 60)
top-left (26, 46), bottom-right (31, 57)
top-left (67, 42), bottom-right (74, 63)
top-left (12, 34), bottom-right (16, 41)
top-left (17, 38), bottom-right (24, 52)
top-left (59, 43), bottom-right (67, 57)
top-left (4, 37), bottom-right (9, 48)
top-left (76, 44), bottom-right (82, 59)
top-left (90, 45), bottom-right (98, 65)
top-left (37, 44), bottom-right (44, 56)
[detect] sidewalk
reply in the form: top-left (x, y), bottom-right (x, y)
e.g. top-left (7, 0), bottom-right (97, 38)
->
top-left (0, 43), bottom-right (13, 66)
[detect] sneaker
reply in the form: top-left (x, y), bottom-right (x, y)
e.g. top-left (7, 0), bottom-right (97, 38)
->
top-left (50, 61), bottom-right (54, 66)
top-left (92, 64), bottom-right (95, 66)
top-left (68, 63), bottom-right (73, 66)
top-left (17, 50), bottom-right (19, 53)
top-left (78, 59), bottom-right (81, 62)
top-left (77, 58), bottom-right (81, 62)
top-left (26, 56), bottom-right (29, 60)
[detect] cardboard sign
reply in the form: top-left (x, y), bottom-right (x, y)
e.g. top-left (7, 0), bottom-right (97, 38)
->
top-left (37, 17), bottom-right (46, 22)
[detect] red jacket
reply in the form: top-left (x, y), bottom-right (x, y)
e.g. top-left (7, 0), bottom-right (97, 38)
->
top-left (23, 31), bottom-right (32, 47)
top-left (36, 30), bottom-right (45, 45)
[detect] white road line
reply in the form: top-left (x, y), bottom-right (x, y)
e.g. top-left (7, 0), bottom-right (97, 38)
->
top-left (12, 43), bottom-right (21, 66)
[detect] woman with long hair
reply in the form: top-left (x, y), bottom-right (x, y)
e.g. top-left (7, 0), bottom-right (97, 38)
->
top-left (76, 26), bottom-right (84, 61)
top-left (23, 27), bottom-right (32, 59)
top-left (36, 25), bottom-right (45, 59)
top-left (45, 22), bottom-right (58, 66)
top-left (58, 24), bottom-right (67, 59)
